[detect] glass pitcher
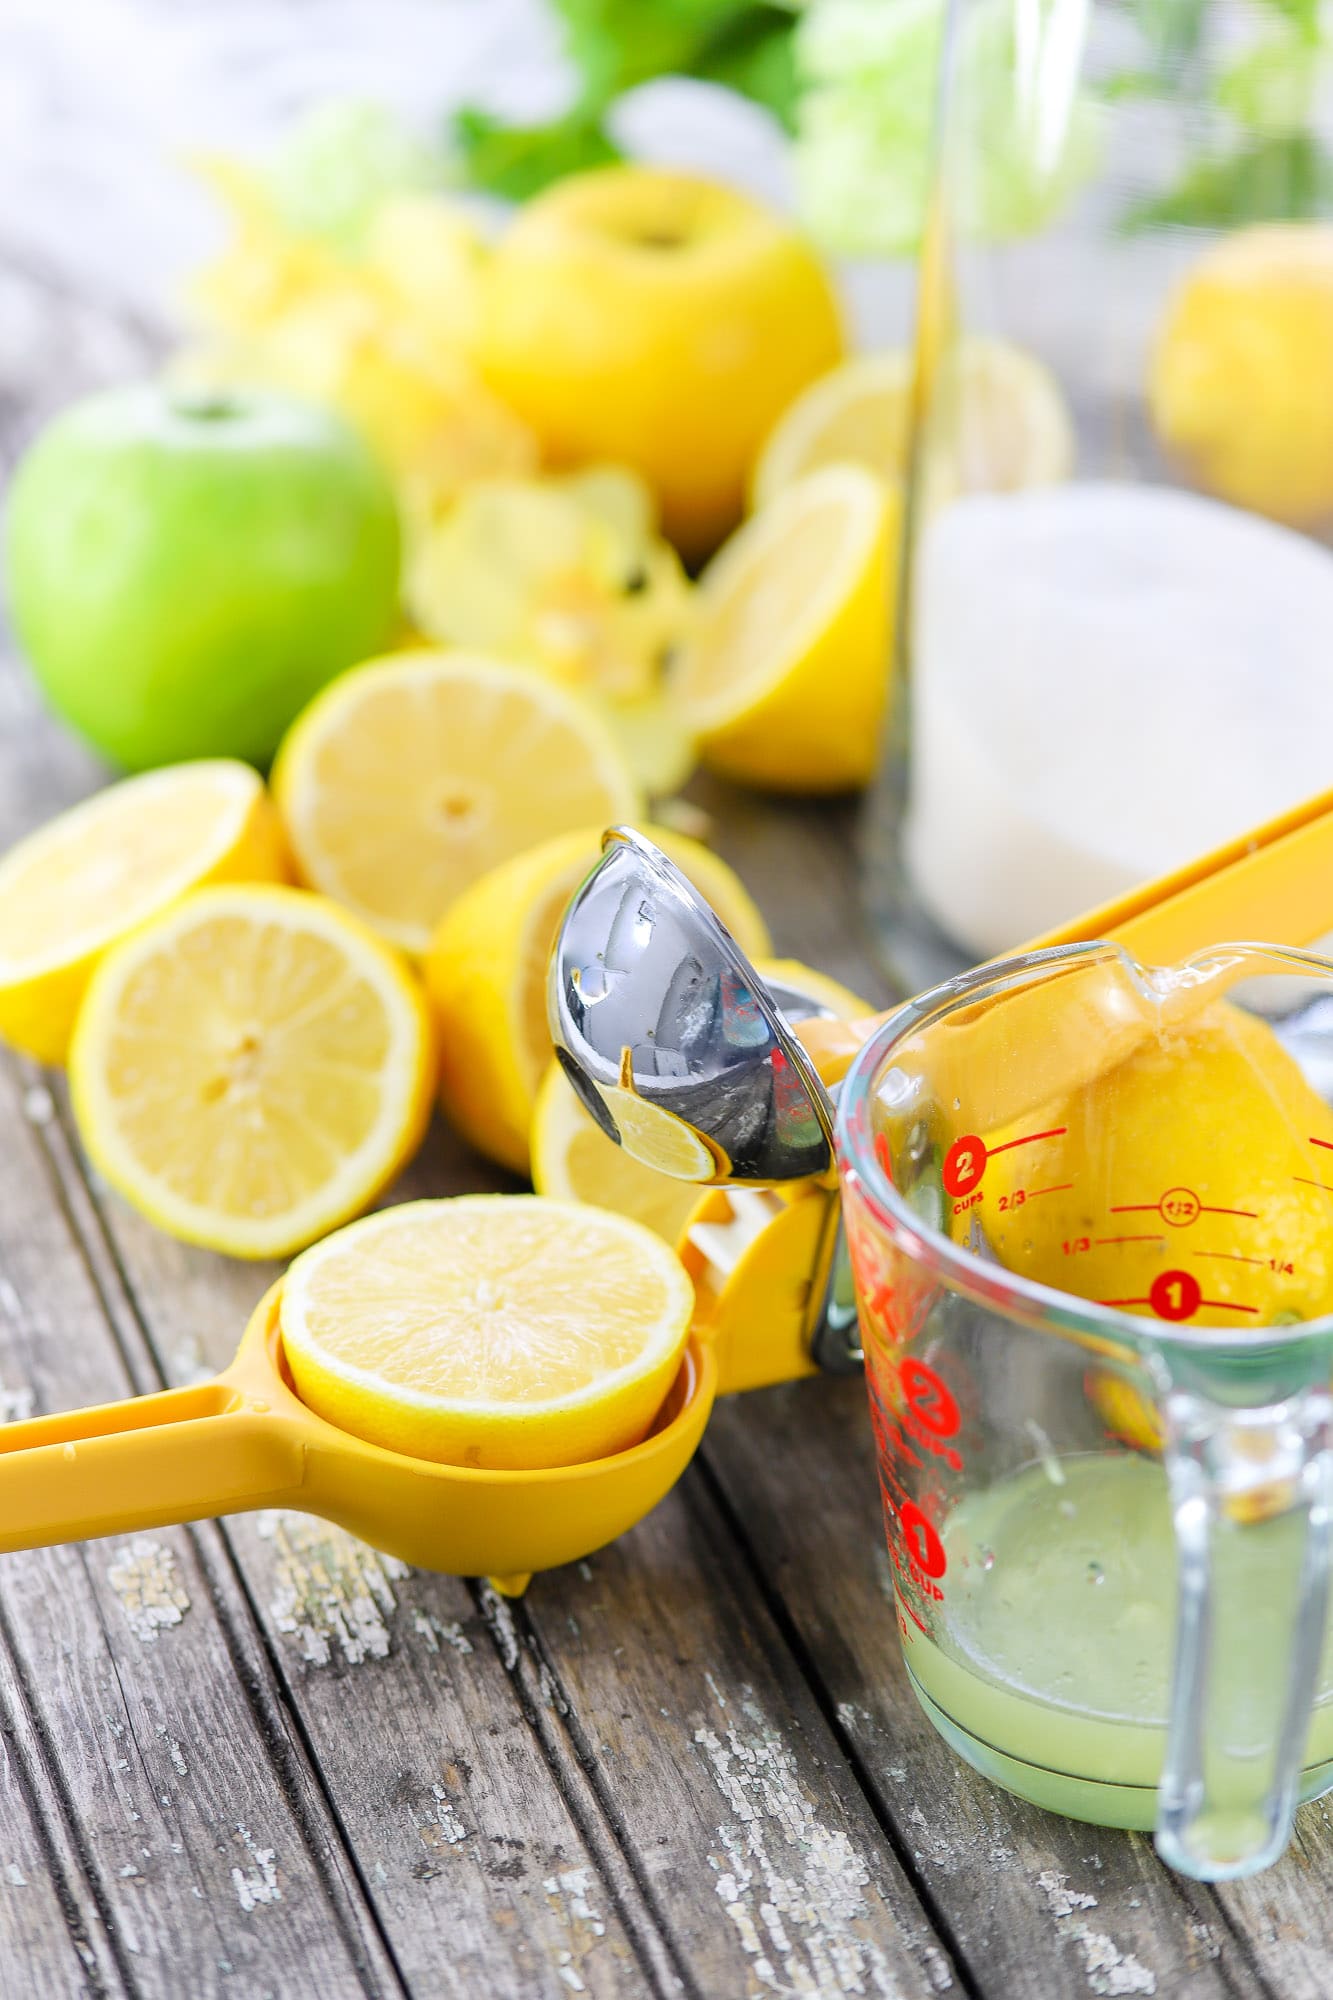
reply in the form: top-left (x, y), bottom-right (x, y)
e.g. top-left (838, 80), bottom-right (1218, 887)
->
top-left (864, 0), bottom-right (1333, 993)
top-left (834, 936), bottom-right (1333, 1879)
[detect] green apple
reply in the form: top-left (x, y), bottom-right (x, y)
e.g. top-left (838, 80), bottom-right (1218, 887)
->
top-left (4, 384), bottom-right (401, 769)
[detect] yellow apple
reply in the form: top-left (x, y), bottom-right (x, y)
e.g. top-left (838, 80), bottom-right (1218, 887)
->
top-left (478, 166), bottom-right (845, 561)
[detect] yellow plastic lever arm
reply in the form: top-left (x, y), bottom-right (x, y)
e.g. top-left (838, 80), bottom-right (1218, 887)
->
top-left (0, 1380), bottom-right (306, 1553)
top-left (795, 784), bottom-right (1333, 1086)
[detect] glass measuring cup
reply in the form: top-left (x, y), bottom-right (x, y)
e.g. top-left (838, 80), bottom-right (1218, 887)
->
top-left (835, 938), bottom-right (1333, 1880)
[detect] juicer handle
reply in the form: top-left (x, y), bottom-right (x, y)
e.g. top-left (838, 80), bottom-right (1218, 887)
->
top-left (793, 788), bottom-right (1333, 1089)
top-left (0, 1379), bottom-right (308, 1553)
top-left (1157, 1383), bottom-right (1333, 1880)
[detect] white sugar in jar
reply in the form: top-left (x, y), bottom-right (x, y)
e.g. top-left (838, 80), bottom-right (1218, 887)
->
top-left (906, 483), bottom-right (1333, 958)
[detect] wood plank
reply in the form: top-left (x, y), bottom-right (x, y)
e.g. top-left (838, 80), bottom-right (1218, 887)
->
top-left (0, 1642), bottom-right (129, 1997)
top-left (515, 1469), bottom-right (962, 1999)
top-left (0, 1050), bottom-right (404, 1999)
top-left (702, 1382), bottom-right (1257, 2000)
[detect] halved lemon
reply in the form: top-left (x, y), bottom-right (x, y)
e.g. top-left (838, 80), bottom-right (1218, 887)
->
top-left (0, 762), bottom-right (288, 1067)
top-left (70, 885), bottom-right (435, 1258)
top-left (925, 336), bottom-right (1074, 502)
top-left (673, 465), bottom-right (896, 794)
top-left (531, 957), bottom-right (871, 1243)
top-left (750, 339), bottom-right (1073, 511)
top-left (272, 650), bottom-right (641, 955)
top-left (750, 350), bottom-right (913, 510)
top-left (279, 1195), bottom-right (695, 1469)
top-left (425, 824), bottom-right (771, 1176)
top-left (531, 1067), bottom-right (708, 1247)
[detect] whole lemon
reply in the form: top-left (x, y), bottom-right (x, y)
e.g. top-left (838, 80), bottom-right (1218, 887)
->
top-left (951, 1000), bottom-right (1333, 1328)
top-left (478, 166), bottom-right (844, 562)
top-left (1150, 224), bottom-right (1333, 528)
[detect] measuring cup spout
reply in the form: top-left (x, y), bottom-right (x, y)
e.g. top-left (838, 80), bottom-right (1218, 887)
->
top-left (1157, 1375), bottom-right (1333, 1879)
top-left (0, 1379), bottom-right (307, 1554)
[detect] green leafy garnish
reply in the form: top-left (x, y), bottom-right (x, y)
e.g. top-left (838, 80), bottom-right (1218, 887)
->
top-left (792, 0), bottom-right (1099, 259)
top-left (451, 109), bottom-right (622, 203)
top-left (449, 0), bottom-right (800, 198)
top-left (263, 101), bottom-right (447, 248)
top-left (1123, 129), bottom-right (1333, 230)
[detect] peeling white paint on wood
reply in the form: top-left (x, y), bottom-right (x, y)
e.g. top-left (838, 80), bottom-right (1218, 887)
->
top-left (0, 1386), bottom-right (34, 1423)
top-left (156, 1723), bottom-right (188, 1776)
top-left (257, 1511), bottom-right (408, 1666)
top-left (537, 1659), bottom-right (566, 1713)
top-left (4, 1862), bottom-right (27, 1886)
top-left (543, 1867), bottom-right (607, 1994)
top-left (231, 1826), bottom-right (281, 1913)
top-left (1037, 1870), bottom-right (1158, 1996)
top-left (694, 1697), bottom-right (910, 1997)
top-left (411, 1608), bottom-right (473, 1656)
top-left (107, 1538), bottom-right (190, 1641)
top-left (477, 1583), bottom-right (520, 1672)
top-left (418, 1782), bottom-right (468, 1851)
top-left (21, 1086), bottom-right (53, 1127)
top-left (906, 1801), bottom-right (959, 1874)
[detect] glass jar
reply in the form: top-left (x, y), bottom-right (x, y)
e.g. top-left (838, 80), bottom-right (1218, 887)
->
top-left (865, 0), bottom-right (1333, 992)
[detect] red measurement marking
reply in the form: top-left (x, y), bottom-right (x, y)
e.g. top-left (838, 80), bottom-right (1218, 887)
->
top-left (1094, 1234), bottom-right (1164, 1246)
top-left (987, 1126), bottom-right (1068, 1155)
top-left (899, 1359), bottom-right (961, 1440)
top-left (1160, 1187), bottom-right (1200, 1227)
top-left (1150, 1270), bottom-right (1201, 1320)
top-left (1194, 1250), bottom-right (1265, 1266)
top-left (1110, 1196), bottom-right (1257, 1220)
top-left (898, 1501), bottom-right (947, 1579)
top-left (1025, 1183), bottom-right (1074, 1200)
top-left (942, 1136), bottom-right (986, 1197)
top-left (1294, 1177), bottom-right (1333, 1196)
top-left (1310, 1137), bottom-right (1333, 1151)
top-left (1097, 1287), bottom-right (1260, 1318)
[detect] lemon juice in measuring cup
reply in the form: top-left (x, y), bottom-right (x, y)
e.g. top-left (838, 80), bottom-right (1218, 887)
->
top-left (835, 941), bottom-right (1333, 1880)
top-left (904, 1452), bottom-right (1333, 1831)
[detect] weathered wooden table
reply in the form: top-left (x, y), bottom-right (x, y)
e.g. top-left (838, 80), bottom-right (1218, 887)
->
top-left (3, 233), bottom-right (1333, 2000)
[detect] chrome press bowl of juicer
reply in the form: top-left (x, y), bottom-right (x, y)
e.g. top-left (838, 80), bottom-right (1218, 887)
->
top-left (549, 827), bottom-right (862, 1374)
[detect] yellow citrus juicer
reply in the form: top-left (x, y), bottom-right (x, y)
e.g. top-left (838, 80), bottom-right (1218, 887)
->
top-left (3, 789), bottom-right (1333, 1592)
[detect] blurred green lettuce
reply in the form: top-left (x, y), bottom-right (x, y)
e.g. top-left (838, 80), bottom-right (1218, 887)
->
top-left (451, 0), bottom-right (801, 198)
top-left (792, 0), bottom-right (1100, 257)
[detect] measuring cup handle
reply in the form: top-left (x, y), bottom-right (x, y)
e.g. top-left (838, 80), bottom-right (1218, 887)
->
top-left (0, 1379), bottom-right (307, 1553)
top-left (1157, 1383), bottom-right (1333, 1880)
